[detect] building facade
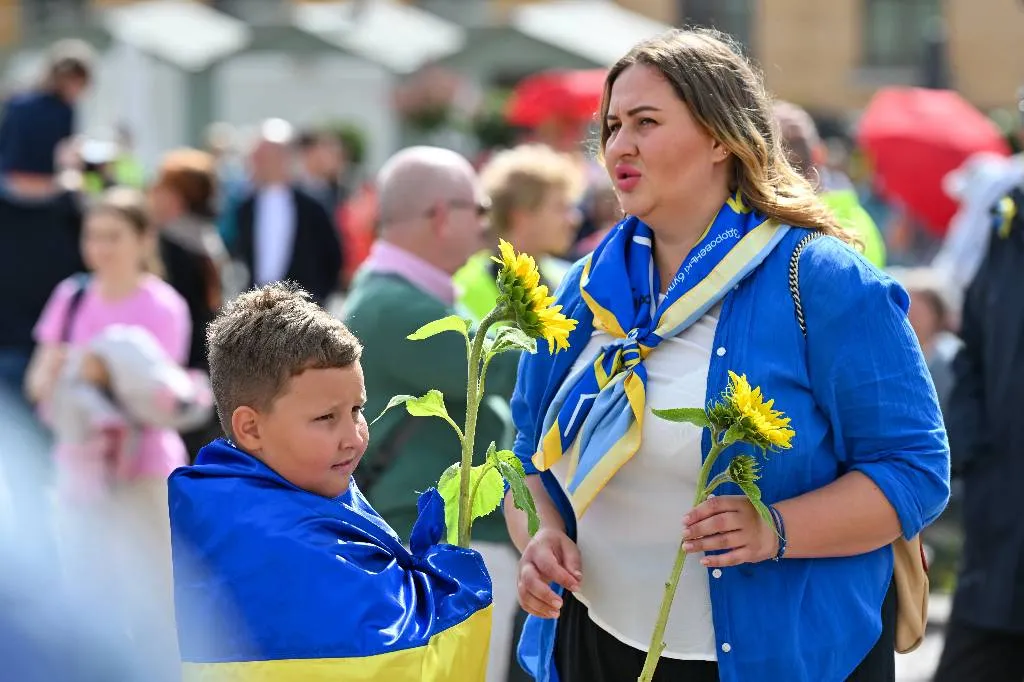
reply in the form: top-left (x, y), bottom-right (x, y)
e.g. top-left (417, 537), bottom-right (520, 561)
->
top-left (425, 0), bottom-right (1023, 114)
top-left (3, 0), bottom-right (1020, 116)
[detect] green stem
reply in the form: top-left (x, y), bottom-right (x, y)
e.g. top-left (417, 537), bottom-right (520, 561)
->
top-left (703, 471), bottom-right (731, 497)
top-left (457, 306), bottom-right (505, 548)
top-left (638, 432), bottom-right (726, 682)
top-left (478, 351), bottom-right (495, 404)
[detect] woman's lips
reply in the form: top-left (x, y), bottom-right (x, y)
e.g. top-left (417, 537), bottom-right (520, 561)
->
top-left (614, 165), bottom-right (641, 192)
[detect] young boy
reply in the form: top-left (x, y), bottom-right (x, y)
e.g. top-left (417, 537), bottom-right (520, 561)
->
top-left (169, 282), bottom-right (492, 681)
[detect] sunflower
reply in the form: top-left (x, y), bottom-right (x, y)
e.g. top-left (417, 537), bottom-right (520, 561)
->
top-left (711, 371), bottom-right (795, 451)
top-left (492, 239), bottom-right (577, 352)
top-left (726, 454), bottom-right (761, 486)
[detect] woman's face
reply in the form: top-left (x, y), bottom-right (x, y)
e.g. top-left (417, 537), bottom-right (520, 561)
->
top-left (147, 182), bottom-right (181, 226)
top-left (82, 211), bottom-right (147, 278)
top-left (523, 187), bottom-right (580, 257)
top-left (603, 64), bottom-right (730, 227)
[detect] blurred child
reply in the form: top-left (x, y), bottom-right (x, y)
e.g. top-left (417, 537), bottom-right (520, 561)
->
top-left (26, 187), bottom-right (189, 681)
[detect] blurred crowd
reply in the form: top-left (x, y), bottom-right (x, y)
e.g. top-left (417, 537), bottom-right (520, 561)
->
top-left (0, 34), bottom-right (1022, 682)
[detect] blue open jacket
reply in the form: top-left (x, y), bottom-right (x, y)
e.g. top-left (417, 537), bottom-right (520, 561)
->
top-left (511, 228), bottom-right (950, 682)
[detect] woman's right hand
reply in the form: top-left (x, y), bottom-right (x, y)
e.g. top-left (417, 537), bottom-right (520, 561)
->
top-left (25, 344), bottom-right (67, 404)
top-left (517, 527), bottom-right (582, 619)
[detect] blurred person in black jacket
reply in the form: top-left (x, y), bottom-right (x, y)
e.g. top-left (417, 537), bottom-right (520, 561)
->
top-left (150, 148), bottom-right (229, 458)
top-left (934, 185), bottom-right (1024, 682)
top-left (0, 40), bottom-right (92, 394)
top-left (232, 119), bottom-right (342, 304)
top-left (296, 126), bottom-right (348, 211)
top-left (0, 39), bottom-right (93, 178)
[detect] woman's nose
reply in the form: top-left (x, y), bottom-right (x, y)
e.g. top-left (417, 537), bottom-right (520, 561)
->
top-left (605, 129), bottom-right (633, 163)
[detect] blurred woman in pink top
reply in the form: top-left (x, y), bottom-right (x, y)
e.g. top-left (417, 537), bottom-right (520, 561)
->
top-left (25, 187), bottom-right (188, 681)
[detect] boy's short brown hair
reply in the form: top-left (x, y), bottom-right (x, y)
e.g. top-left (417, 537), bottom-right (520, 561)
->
top-left (207, 282), bottom-right (362, 439)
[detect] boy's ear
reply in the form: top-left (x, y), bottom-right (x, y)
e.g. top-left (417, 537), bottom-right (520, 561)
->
top-left (231, 405), bottom-right (263, 454)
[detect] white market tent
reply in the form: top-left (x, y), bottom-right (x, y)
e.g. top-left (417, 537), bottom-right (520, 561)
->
top-left (509, 0), bottom-right (672, 67)
top-left (292, 0), bottom-right (467, 75)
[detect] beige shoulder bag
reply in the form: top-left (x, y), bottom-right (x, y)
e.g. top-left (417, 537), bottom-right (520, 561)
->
top-left (789, 231), bottom-right (929, 654)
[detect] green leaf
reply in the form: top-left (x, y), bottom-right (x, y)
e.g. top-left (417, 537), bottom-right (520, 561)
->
top-left (489, 325), bottom-right (537, 356)
top-left (436, 463), bottom-right (461, 545)
top-left (722, 424), bottom-right (745, 446)
top-left (370, 393), bottom-right (417, 426)
top-left (404, 389), bottom-right (448, 419)
top-left (435, 462), bottom-right (504, 545)
top-left (493, 449), bottom-right (540, 538)
top-left (652, 407), bottom-right (711, 430)
top-left (407, 315), bottom-right (470, 341)
top-left (370, 390), bottom-right (463, 440)
top-left (735, 478), bottom-right (774, 529)
top-left (437, 462), bottom-right (460, 494)
top-left (471, 466), bottom-right (505, 518)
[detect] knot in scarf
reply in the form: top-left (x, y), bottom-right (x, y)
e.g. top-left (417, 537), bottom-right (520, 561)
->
top-left (532, 193), bottom-right (789, 516)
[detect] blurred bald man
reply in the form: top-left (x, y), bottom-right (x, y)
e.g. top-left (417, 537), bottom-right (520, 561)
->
top-left (773, 101), bottom-right (887, 268)
top-left (344, 146), bottom-right (523, 682)
top-left (232, 118), bottom-right (342, 303)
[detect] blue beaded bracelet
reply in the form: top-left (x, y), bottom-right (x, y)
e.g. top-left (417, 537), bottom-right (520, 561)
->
top-left (768, 505), bottom-right (787, 561)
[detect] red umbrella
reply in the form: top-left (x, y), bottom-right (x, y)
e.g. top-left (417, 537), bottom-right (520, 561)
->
top-left (506, 68), bottom-right (608, 128)
top-left (857, 87), bottom-right (1011, 237)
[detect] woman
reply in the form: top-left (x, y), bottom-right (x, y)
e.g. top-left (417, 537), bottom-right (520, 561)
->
top-left (149, 148), bottom-right (229, 458)
top-left (504, 29), bottom-right (949, 682)
top-left (150, 148), bottom-right (228, 368)
top-left (455, 143), bottom-right (583, 323)
top-left (26, 187), bottom-right (188, 681)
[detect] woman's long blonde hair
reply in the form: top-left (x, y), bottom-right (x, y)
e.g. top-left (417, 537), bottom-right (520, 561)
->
top-left (598, 28), bottom-right (857, 245)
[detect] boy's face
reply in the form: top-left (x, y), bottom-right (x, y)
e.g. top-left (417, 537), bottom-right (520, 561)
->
top-left (242, 364), bottom-right (369, 498)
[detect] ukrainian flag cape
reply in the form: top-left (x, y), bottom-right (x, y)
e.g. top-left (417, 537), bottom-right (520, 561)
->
top-left (533, 194), bottom-right (787, 515)
top-left (169, 439), bottom-right (492, 681)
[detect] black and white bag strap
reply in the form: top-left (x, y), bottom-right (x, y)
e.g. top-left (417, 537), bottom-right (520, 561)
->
top-left (788, 231), bottom-right (825, 337)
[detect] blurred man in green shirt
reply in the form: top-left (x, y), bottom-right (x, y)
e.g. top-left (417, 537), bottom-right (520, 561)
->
top-left (774, 101), bottom-right (887, 268)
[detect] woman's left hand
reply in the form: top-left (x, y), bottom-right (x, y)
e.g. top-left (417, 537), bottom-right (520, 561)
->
top-left (681, 495), bottom-right (780, 568)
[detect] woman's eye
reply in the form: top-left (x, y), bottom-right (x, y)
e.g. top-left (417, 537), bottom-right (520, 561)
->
top-left (607, 122), bottom-right (621, 134)
top-left (316, 413), bottom-right (335, 422)
top-left (639, 117), bottom-right (656, 127)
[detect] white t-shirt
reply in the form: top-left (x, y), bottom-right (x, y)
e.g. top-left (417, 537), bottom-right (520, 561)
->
top-left (552, 305), bottom-right (719, 660)
top-left (254, 185), bottom-right (295, 286)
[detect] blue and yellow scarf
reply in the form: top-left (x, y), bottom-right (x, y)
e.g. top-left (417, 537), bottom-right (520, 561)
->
top-left (532, 193), bottom-right (788, 515)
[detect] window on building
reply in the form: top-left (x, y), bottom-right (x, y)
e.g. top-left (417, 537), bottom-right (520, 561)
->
top-left (861, 0), bottom-right (941, 68)
top-left (679, 0), bottom-right (754, 52)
